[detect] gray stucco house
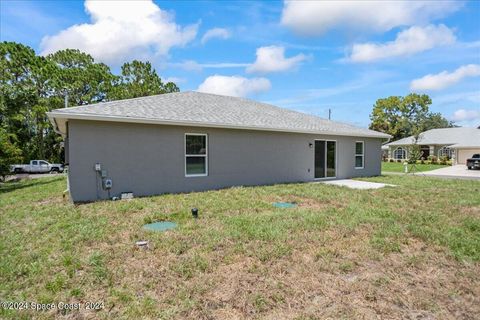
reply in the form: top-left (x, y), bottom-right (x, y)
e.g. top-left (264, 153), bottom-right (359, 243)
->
top-left (384, 127), bottom-right (480, 164)
top-left (47, 91), bottom-right (390, 202)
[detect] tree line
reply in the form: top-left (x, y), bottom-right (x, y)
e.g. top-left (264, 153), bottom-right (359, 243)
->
top-left (1, 41), bottom-right (179, 178)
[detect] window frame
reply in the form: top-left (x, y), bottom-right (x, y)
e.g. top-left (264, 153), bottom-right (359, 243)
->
top-left (438, 146), bottom-right (454, 159)
top-left (354, 141), bottom-right (364, 169)
top-left (184, 133), bottom-right (208, 177)
top-left (393, 147), bottom-right (406, 160)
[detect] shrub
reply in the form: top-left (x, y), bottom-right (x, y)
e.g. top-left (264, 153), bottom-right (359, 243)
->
top-left (407, 145), bottom-right (422, 164)
top-left (439, 156), bottom-right (448, 165)
top-left (389, 158), bottom-right (395, 163)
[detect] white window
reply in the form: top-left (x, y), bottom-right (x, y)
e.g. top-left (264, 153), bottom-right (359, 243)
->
top-left (393, 147), bottom-right (406, 160)
top-left (438, 146), bottom-right (453, 159)
top-left (355, 141), bottom-right (364, 169)
top-left (185, 133), bottom-right (208, 177)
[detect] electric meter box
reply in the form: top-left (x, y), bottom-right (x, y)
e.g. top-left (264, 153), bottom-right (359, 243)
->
top-left (103, 179), bottom-right (113, 190)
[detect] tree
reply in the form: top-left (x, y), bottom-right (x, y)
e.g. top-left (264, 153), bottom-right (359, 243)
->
top-left (0, 127), bottom-right (22, 181)
top-left (419, 112), bottom-right (455, 132)
top-left (47, 49), bottom-right (115, 106)
top-left (0, 42), bottom-right (57, 161)
top-left (369, 93), bottom-right (453, 141)
top-left (111, 60), bottom-right (179, 100)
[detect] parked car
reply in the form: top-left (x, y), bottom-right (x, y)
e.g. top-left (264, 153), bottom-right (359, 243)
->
top-left (466, 154), bottom-right (480, 170)
top-left (10, 160), bottom-right (64, 174)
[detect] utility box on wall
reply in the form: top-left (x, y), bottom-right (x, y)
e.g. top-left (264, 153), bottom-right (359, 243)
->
top-left (103, 179), bottom-right (112, 190)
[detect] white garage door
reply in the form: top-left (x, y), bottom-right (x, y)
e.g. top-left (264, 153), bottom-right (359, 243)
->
top-left (457, 149), bottom-right (480, 164)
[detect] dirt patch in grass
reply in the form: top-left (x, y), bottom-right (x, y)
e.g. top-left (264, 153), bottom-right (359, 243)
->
top-left (295, 196), bottom-right (346, 211)
top-left (459, 205), bottom-right (480, 218)
top-left (93, 223), bottom-right (477, 319)
top-left (264, 195), bottom-right (346, 211)
top-left (179, 236), bottom-right (479, 319)
top-left (36, 197), bottom-right (65, 207)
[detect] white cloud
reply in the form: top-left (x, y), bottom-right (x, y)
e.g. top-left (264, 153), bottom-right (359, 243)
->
top-left (200, 62), bottom-right (250, 68)
top-left (201, 28), bottom-right (230, 44)
top-left (197, 75), bottom-right (271, 97)
top-left (450, 108), bottom-right (480, 122)
top-left (163, 77), bottom-right (186, 84)
top-left (434, 91), bottom-right (480, 106)
top-left (281, 0), bottom-right (461, 36)
top-left (40, 0), bottom-right (198, 64)
top-left (410, 64), bottom-right (480, 91)
top-left (171, 60), bottom-right (249, 72)
top-left (348, 25), bottom-right (455, 63)
top-left (174, 60), bottom-right (203, 72)
top-left (246, 46), bottom-right (307, 74)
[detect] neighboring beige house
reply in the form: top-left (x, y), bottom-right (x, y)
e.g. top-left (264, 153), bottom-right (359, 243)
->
top-left (384, 127), bottom-right (480, 164)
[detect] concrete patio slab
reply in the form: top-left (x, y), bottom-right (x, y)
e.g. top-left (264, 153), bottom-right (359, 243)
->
top-left (320, 179), bottom-right (396, 190)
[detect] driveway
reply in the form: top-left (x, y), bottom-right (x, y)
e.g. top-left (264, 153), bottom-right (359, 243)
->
top-left (4, 172), bottom-right (63, 182)
top-left (421, 165), bottom-right (480, 180)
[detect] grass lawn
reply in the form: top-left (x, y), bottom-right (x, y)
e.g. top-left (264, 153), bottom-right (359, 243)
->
top-left (1, 175), bottom-right (479, 319)
top-left (382, 161), bottom-right (450, 173)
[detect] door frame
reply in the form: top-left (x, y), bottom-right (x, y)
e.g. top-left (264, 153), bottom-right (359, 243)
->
top-left (314, 139), bottom-right (337, 180)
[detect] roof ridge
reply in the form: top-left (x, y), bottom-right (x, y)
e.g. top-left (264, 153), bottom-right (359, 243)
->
top-left (63, 91), bottom-right (184, 110)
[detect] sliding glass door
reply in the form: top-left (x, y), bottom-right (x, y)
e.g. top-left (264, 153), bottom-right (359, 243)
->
top-left (326, 141), bottom-right (336, 177)
top-left (314, 141), bottom-right (325, 178)
top-left (314, 140), bottom-right (336, 179)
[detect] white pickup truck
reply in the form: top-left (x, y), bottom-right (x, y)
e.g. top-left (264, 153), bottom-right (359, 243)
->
top-left (11, 160), bottom-right (64, 174)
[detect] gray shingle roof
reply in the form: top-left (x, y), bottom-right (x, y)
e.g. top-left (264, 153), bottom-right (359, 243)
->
top-left (385, 127), bottom-right (480, 148)
top-left (47, 91), bottom-right (390, 138)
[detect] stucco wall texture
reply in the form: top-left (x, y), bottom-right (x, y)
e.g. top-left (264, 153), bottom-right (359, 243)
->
top-left (67, 120), bottom-right (383, 202)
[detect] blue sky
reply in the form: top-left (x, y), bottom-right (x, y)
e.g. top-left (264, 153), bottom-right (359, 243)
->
top-left (1, 0), bottom-right (479, 127)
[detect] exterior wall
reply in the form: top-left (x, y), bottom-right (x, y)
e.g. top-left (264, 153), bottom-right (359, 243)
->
top-left (67, 120), bottom-right (383, 202)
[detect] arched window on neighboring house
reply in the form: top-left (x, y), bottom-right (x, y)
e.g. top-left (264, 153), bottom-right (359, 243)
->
top-left (438, 146), bottom-right (454, 159)
top-left (393, 147), bottom-right (406, 160)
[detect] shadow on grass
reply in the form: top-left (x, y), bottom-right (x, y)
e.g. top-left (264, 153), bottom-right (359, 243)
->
top-left (0, 177), bottom-right (62, 194)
